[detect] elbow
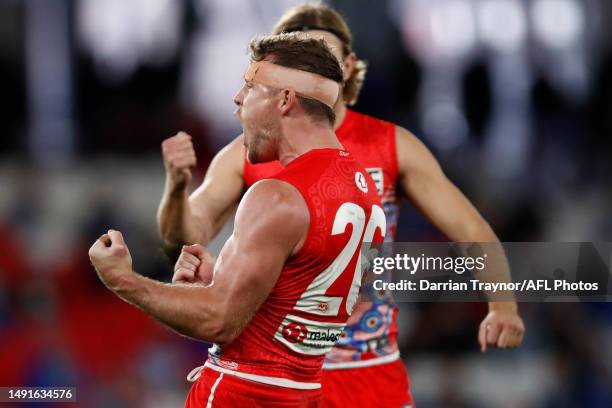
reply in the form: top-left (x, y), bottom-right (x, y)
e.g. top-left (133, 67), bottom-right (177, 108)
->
top-left (156, 214), bottom-right (174, 243)
top-left (458, 219), bottom-right (498, 243)
top-left (197, 321), bottom-right (238, 344)
top-left (158, 223), bottom-right (198, 247)
top-left (211, 328), bottom-right (238, 345)
top-left (195, 308), bottom-right (240, 344)
top-left (158, 224), bottom-right (170, 243)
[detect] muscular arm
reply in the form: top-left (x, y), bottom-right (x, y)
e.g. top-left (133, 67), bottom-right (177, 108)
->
top-left (157, 134), bottom-right (245, 249)
top-left (396, 126), bottom-right (496, 243)
top-left (109, 180), bottom-right (309, 344)
top-left (396, 126), bottom-right (524, 349)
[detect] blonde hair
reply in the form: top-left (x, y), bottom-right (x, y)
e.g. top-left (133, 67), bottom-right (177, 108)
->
top-left (272, 2), bottom-right (367, 106)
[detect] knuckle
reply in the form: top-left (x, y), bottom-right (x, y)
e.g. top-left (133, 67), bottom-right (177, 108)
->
top-left (112, 245), bottom-right (126, 256)
top-left (169, 161), bottom-right (183, 170)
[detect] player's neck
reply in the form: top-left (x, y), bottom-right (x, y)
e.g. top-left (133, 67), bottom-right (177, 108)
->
top-left (277, 117), bottom-right (343, 166)
top-left (333, 102), bottom-right (348, 131)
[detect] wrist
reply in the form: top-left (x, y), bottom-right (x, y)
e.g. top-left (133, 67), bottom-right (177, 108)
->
top-left (165, 175), bottom-right (189, 196)
top-left (111, 268), bottom-right (140, 299)
top-left (488, 301), bottom-right (518, 313)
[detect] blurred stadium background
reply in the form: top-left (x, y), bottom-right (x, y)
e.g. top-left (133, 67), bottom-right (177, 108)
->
top-left (1, 0), bottom-right (611, 407)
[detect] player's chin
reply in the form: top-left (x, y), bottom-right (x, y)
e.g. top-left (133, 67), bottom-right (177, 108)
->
top-left (246, 150), bottom-right (260, 164)
top-left (248, 147), bottom-right (275, 164)
top-left (242, 128), bottom-right (252, 149)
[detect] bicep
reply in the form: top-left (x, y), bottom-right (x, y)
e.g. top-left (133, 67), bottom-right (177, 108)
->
top-left (211, 231), bottom-right (287, 332)
top-left (396, 126), bottom-right (449, 207)
top-left (396, 127), bottom-right (489, 241)
top-left (207, 180), bottom-right (309, 337)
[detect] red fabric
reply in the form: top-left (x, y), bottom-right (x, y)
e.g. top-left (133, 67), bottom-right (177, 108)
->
top-left (212, 148), bottom-right (383, 384)
top-left (184, 368), bottom-right (322, 408)
top-left (321, 359), bottom-right (414, 408)
top-left (243, 110), bottom-right (403, 366)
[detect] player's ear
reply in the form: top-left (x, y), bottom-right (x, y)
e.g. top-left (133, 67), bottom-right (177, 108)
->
top-left (343, 52), bottom-right (357, 82)
top-left (279, 88), bottom-right (297, 115)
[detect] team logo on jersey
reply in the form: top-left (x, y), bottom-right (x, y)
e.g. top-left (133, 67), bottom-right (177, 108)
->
top-left (355, 172), bottom-right (369, 193)
top-left (281, 322), bottom-right (308, 343)
top-left (366, 168), bottom-right (384, 196)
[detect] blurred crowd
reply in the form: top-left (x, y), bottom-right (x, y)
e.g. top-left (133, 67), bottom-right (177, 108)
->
top-left (1, 0), bottom-right (611, 407)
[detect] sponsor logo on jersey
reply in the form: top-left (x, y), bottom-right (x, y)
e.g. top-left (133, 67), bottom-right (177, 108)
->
top-left (275, 315), bottom-right (346, 356)
top-left (307, 329), bottom-right (341, 343)
top-left (355, 171), bottom-right (369, 193)
top-left (366, 168), bottom-right (384, 196)
top-left (281, 322), bottom-right (308, 344)
top-left (280, 321), bottom-right (341, 345)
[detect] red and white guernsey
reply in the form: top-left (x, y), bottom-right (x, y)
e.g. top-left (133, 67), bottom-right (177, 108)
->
top-left (244, 109), bottom-right (401, 369)
top-left (207, 148), bottom-right (385, 389)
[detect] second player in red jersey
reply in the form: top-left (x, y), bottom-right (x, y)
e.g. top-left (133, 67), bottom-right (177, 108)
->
top-left (244, 107), bottom-right (412, 407)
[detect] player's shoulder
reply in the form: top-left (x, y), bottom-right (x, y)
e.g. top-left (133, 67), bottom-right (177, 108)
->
top-left (241, 179), bottom-right (308, 222)
top-left (246, 178), bottom-right (300, 200)
top-left (395, 125), bottom-right (427, 155)
top-left (394, 124), bottom-right (443, 176)
top-left (346, 109), bottom-right (396, 133)
top-left (234, 179), bottom-right (309, 253)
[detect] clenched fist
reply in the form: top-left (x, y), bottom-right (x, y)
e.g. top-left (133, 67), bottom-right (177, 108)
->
top-left (89, 229), bottom-right (133, 291)
top-left (173, 244), bottom-right (215, 285)
top-left (162, 131), bottom-right (197, 190)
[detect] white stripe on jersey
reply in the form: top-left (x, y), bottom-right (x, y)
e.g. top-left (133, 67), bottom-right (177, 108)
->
top-left (206, 372), bottom-right (224, 408)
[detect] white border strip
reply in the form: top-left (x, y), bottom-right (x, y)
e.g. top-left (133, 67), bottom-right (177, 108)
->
top-left (322, 351), bottom-right (400, 370)
top-left (204, 362), bottom-right (321, 390)
top-left (206, 373), bottom-right (224, 408)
